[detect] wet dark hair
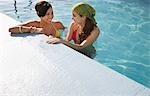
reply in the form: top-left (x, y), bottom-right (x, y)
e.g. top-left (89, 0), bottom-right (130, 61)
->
top-left (79, 17), bottom-right (96, 43)
top-left (35, 1), bottom-right (52, 17)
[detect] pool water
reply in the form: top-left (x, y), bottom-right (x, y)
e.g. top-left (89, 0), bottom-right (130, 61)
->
top-left (0, 0), bottom-right (149, 88)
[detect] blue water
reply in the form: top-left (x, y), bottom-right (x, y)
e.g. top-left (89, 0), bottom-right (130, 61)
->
top-left (0, 0), bottom-right (150, 88)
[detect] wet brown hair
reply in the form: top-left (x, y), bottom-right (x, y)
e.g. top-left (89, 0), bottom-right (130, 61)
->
top-left (35, 1), bottom-right (52, 17)
top-left (79, 17), bottom-right (96, 43)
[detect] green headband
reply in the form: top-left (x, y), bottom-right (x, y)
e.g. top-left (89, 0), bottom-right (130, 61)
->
top-left (72, 2), bottom-right (97, 24)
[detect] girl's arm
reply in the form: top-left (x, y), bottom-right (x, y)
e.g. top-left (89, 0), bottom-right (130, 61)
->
top-left (63, 27), bottom-right (100, 50)
top-left (48, 27), bottom-right (100, 50)
top-left (8, 21), bottom-right (42, 33)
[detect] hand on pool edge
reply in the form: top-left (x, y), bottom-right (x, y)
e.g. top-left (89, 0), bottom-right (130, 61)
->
top-left (47, 37), bottom-right (62, 44)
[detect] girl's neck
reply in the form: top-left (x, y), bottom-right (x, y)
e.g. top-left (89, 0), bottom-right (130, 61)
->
top-left (40, 20), bottom-right (52, 27)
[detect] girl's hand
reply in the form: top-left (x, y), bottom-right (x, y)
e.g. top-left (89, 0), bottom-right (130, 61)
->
top-left (48, 35), bottom-right (54, 39)
top-left (47, 37), bottom-right (62, 44)
top-left (35, 28), bottom-right (43, 33)
top-left (30, 26), bottom-right (43, 33)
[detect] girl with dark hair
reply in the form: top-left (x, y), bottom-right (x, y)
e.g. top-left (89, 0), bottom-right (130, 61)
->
top-left (9, 1), bottom-right (65, 37)
top-left (47, 2), bottom-right (100, 58)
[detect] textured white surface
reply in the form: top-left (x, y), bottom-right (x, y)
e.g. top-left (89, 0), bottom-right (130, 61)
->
top-left (0, 13), bottom-right (150, 96)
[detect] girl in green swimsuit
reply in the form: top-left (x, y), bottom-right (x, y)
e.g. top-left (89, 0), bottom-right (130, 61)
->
top-left (47, 2), bottom-right (100, 58)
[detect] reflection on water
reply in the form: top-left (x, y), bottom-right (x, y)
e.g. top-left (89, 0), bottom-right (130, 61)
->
top-left (14, 0), bottom-right (20, 19)
top-left (13, 0), bottom-right (33, 21)
top-left (24, 0), bottom-right (33, 10)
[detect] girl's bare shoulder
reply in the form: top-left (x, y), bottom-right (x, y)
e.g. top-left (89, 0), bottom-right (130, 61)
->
top-left (53, 21), bottom-right (65, 29)
top-left (22, 20), bottom-right (40, 27)
top-left (93, 26), bottom-right (100, 33)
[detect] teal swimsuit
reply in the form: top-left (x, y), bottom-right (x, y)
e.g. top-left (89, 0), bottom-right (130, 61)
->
top-left (78, 45), bottom-right (96, 58)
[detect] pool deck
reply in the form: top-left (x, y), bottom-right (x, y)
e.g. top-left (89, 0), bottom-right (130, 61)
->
top-left (0, 13), bottom-right (149, 96)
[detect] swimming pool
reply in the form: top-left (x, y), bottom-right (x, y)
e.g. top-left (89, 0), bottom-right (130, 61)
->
top-left (0, 0), bottom-right (149, 88)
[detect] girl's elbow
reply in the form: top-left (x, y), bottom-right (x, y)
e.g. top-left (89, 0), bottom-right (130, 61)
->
top-left (8, 28), bottom-right (13, 32)
top-left (9, 27), bottom-right (18, 33)
top-left (76, 45), bottom-right (84, 50)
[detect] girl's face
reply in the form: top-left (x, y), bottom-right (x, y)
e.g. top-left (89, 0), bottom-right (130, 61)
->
top-left (72, 11), bottom-right (86, 24)
top-left (41, 7), bottom-right (53, 23)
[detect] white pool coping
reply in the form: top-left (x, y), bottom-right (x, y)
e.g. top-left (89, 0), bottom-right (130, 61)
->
top-left (0, 13), bottom-right (149, 96)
